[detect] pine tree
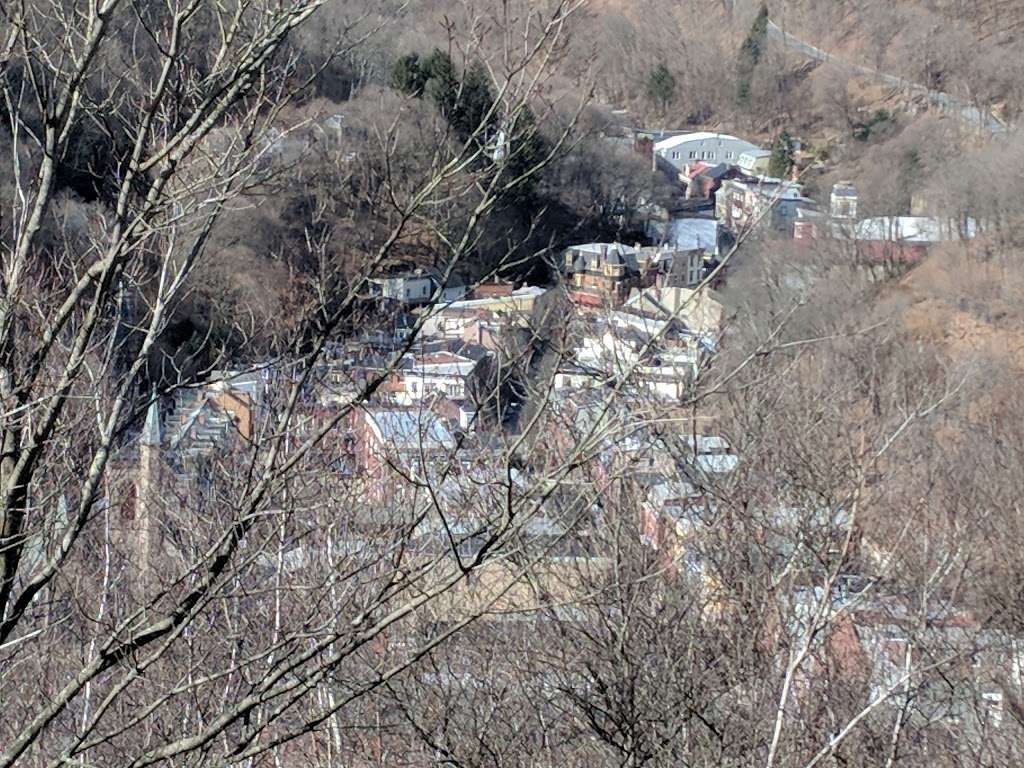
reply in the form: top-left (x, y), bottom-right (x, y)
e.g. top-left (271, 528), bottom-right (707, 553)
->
top-left (769, 131), bottom-right (794, 178)
top-left (645, 65), bottom-right (677, 111)
top-left (736, 3), bottom-right (770, 106)
top-left (500, 105), bottom-right (547, 205)
top-left (422, 49), bottom-right (458, 117)
top-left (390, 53), bottom-right (426, 96)
top-left (740, 3), bottom-right (769, 67)
top-left (453, 61), bottom-right (495, 140)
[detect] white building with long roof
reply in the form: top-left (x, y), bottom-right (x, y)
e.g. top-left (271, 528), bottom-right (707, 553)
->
top-left (653, 131), bottom-right (761, 174)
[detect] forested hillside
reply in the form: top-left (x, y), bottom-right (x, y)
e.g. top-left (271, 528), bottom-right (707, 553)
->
top-left (3, 1), bottom-right (1024, 766)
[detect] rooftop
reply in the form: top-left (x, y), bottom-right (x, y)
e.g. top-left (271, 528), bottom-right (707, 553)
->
top-left (724, 177), bottom-right (811, 201)
top-left (365, 409), bottom-right (455, 449)
top-left (665, 218), bottom-right (718, 253)
top-left (654, 131), bottom-right (750, 151)
top-left (568, 242), bottom-right (640, 257)
top-left (405, 351), bottom-right (478, 377)
top-left (853, 216), bottom-right (979, 243)
top-left (832, 181), bottom-right (858, 198)
top-left (442, 285), bottom-right (546, 312)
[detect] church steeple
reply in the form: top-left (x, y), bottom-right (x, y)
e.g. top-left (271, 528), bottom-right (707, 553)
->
top-left (133, 393), bottom-right (163, 586)
top-left (141, 393), bottom-right (162, 446)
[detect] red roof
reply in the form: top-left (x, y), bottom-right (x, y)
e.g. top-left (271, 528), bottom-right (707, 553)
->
top-left (686, 161), bottom-right (713, 179)
top-left (472, 283), bottom-right (515, 298)
top-left (416, 351), bottom-right (465, 365)
top-left (569, 290), bottom-right (606, 308)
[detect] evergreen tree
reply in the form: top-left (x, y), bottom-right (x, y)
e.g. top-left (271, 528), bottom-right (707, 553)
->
top-left (422, 49), bottom-right (459, 117)
top-left (645, 65), bottom-right (677, 111)
top-left (500, 105), bottom-right (547, 205)
top-left (769, 131), bottom-right (794, 178)
top-left (740, 3), bottom-right (769, 67)
top-left (453, 61), bottom-right (496, 140)
top-left (736, 3), bottom-right (769, 106)
top-left (390, 53), bottom-right (426, 96)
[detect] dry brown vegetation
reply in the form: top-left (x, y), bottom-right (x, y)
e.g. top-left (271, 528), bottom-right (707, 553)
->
top-left (4, 1), bottom-right (1024, 766)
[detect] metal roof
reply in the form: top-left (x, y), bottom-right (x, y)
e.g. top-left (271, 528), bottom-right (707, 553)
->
top-left (654, 131), bottom-right (751, 151)
top-left (367, 409), bottom-right (455, 449)
top-left (853, 216), bottom-right (979, 243)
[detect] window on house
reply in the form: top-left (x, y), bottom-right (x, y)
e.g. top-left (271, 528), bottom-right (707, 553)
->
top-left (688, 151), bottom-right (696, 159)
top-left (725, 151), bottom-right (733, 159)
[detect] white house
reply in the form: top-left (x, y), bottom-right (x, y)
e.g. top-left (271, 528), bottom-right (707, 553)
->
top-left (420, 308), bottom-right (480, 340)
top-left (622, 285), bottom-right (725, 337)
top-left (554, 322), bottom-right (699, 401)
top-left (683, 434), bottom-right (738, 474)
top-left (397, 351), bottom-right (482, 405)
top-left (369, 267), bottom-right (468, 305)
top-left (654, 132), bottom-right (761, 175)
top-left (737, 149), bottom-right (773, 176)
top-left (369, 270), bottom-right (435, 304)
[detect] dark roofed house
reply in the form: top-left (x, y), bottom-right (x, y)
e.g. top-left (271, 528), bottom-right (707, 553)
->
top-left (657, 248), bottom-right (708, 289)
top-left (563, 242), bottom-right (642, 307)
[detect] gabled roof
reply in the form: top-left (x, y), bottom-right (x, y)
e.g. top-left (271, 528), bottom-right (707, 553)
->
top-left (441, 285), bottom-right (546, 312)
top-left (208, 369), bottom-right (269, 402)
top-left (704, 162), bottom-right (733, 180)
top-left (831, 181), bottom-right (858, 198)
top-left (568, 242), bottom-right (640, 257)
top-left (168, 397), bottom-right (237, 453)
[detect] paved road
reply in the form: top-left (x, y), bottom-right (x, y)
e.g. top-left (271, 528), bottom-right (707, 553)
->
top-left (765, 20), bottom-right (1009, 136)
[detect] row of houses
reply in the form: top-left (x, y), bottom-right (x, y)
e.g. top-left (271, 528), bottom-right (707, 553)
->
top-left (642, 128), bottom-right (982, 268)
top-left (103, 285), bottom-right (1023, 742)
top-left (562, 241), bottom-right (717, 306)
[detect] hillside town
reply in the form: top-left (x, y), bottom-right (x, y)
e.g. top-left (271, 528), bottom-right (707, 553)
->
top-left (102, 118), bottom-right (1010, 759)
top-left (6, 1), bottom-right (1024, 765)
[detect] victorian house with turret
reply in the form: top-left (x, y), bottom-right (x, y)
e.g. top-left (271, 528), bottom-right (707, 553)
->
top-left (562, 242), bottom-right (643, 306)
